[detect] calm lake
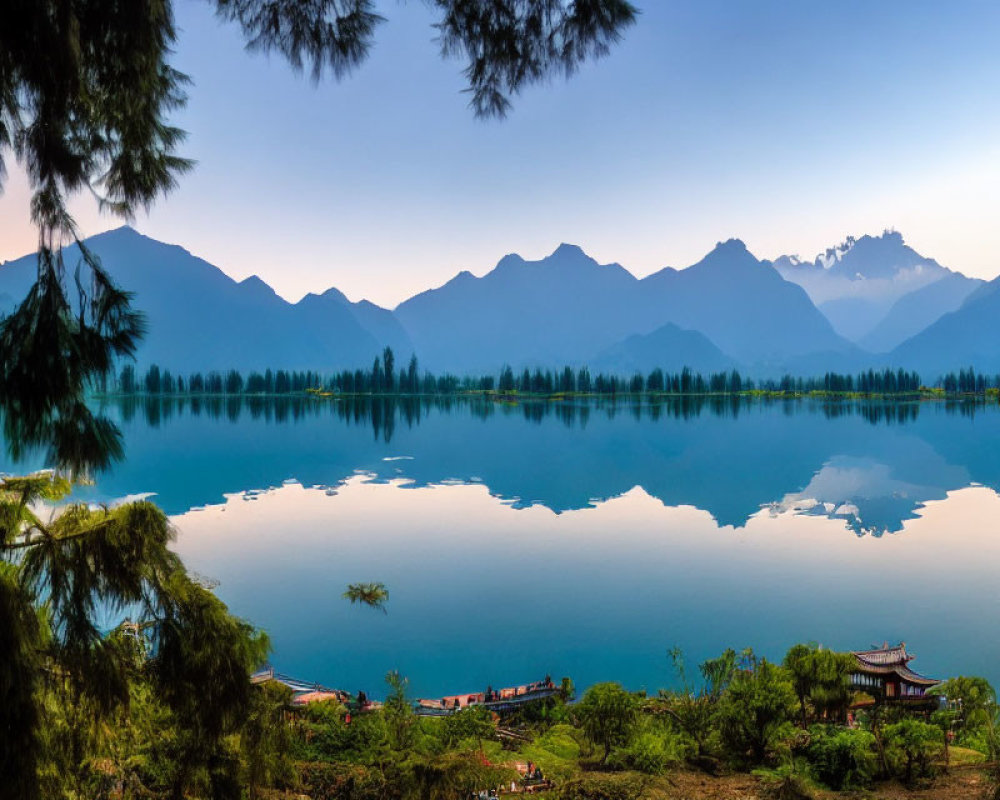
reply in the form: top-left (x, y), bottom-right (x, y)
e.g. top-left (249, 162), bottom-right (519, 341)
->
top-left (11, 395), bottom-right (1000, 699)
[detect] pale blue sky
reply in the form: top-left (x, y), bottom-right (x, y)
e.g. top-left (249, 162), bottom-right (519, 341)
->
top-left (3, 0), bottom-right (1000, 306)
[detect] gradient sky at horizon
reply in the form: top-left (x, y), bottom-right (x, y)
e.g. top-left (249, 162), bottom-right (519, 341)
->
top-left (3, 0), bottom-right (1000, 307)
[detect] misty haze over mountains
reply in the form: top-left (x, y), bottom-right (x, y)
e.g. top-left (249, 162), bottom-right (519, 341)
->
top-left (0, 226), bottom-right (995, 380)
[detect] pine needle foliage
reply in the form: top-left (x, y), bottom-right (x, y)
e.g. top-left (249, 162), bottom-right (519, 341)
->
top-left (0, 472), bottom-right (271, 797)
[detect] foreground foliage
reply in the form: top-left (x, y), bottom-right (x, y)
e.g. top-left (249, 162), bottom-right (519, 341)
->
top-left (4, 473), bottom-right (998, 798)
top-left (0, 473), bottom-right (269, 800)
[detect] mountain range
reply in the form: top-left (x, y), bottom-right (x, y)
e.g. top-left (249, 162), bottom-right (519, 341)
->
top-left (0, 226), bottom-right (994, 379)
top-left (0, 230), bottom-right (412, 372)
top-left (772, 231), bottom-right (982, 347)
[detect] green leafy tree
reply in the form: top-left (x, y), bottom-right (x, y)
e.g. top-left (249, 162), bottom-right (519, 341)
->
top-left (243, 681), bottom-right (296, 799)
top-left (384, 670), bottom-right (416, 752)
top-left (442, 704), bottom-right (496, 749)
top-left (716, 655), bottom-right (797, 766)
top-left (783, 643), bottom-right (855, 726)
top-left (929, 675), bottom-right (997, 752)
top-left (575, 682), bottom-right (639, 763)
top-left (806, 724), bottom-right (877, 790)
top-left (700, 647), bottom-right (741, 698)
top-left (884, 718), bottom-right (941, 784)
top-left (657, 648), bottom-right (723, 762)
top-left (930, 708), bottom-right (957, 769)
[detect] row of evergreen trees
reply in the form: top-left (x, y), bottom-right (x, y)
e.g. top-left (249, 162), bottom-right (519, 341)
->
top-left (115, 349), bottom-right (1000, 398)
top-left (119, 364), bottom-right (328, 396)
top-left (941, 367), bottom-right (998, 394)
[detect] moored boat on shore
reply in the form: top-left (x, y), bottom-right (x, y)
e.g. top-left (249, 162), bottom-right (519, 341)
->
top-left (416, 677), bottom-right (559, 715)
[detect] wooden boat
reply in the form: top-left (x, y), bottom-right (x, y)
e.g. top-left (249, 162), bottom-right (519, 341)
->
top-left (416, 677), bottom-right (560, 715)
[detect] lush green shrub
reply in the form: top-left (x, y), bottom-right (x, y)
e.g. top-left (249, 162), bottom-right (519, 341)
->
top-left (555, 772), bottom-right (646, 800)
top-left (519, 724), bottom-right (584, 781)
top-left (607, 718), bottom-right (684, 775)
top-left (575, 683), bottom-right (640, 763)
top-left (296, 763), bottom-right (388, 800)
top-left (534, 724), bottom-right (584, 761)
top-left (929, 675), bottom-right (998, 754)
top-left (783, 644), bottom-right (855, 725)
top-left (655, 691), bottom-right (722, 762)
top-left (762, 772), bottom-right (816, 800)
top-left (884, 718), bottom-right (941, 784)
top-left (404, 751), bottom-right (517, 800)
top-left (441, 705), bottom-right (495, 747)
top-left (805, 724), bottom-right (876, 790)
top-left (608, 732), bottom-right (670, 775)
top-left (296, 704), bottom-right (389, 764)
top-left (717, 658), bottom-right (798, 766)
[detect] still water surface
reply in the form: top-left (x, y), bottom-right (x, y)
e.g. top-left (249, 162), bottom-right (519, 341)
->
top-left (10, 396), bottom-right (1000, 698)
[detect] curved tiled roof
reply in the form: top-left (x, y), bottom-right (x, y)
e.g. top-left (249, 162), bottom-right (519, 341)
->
top-left (852, 643), bottom-right (913, 666)
top-left (851, 642), bottom-right (939, 687)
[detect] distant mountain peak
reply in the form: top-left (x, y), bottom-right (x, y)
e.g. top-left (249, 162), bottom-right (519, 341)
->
top-left (106, 223), bottom-right (141, 235)
top-left (550, 242), bottom-right (589, 259)
top-left (493, 254), bottom-right (526, 272)
top-left (86, 224), bottom-right (147, 244)
top-left (695, 238), bottom-right (759, 272)
top-left (489, 244), bottom-right (602, 278)
top-left (319, 286), bottom-right (349, 304)
top-left (808, 230), bottom-right (914, 271)
top-left (238, 274), bottom-right (281, 302)
top-left (772, 230), bottom-right (967, 343)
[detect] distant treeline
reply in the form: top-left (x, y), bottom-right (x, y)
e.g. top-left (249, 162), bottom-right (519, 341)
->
top-left (113, 349), bottom-right (998, 398)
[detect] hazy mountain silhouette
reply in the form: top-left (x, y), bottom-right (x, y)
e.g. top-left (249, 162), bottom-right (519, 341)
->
top-left (397, 239), bottom-right (855, 374)
top-left (2, 227), bottom-right (992, 378)
top-left (593, 323), bottom-right (735, 375)
top-left (861, 272), bottom-right (983, 353)
top-left (395, 243), bottom-right (640, 372)
top-left (890, 275), bottom-right (1000, 376)
top-left (773, 231), bottom-right (976, 343)
top-left (634, 239), bottom-right (854, 369)
top-left (0, 227), bottom-right (411, 372)
top-left (294, 287), bottom-right (412, 363)
top-left (46, 394), bottom-right (997, 538)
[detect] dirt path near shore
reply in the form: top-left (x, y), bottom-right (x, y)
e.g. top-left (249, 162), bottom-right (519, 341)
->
top-left (628, 768), bottom-right (992, 800)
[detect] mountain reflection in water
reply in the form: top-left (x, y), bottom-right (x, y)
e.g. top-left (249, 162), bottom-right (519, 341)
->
top-left (78, 394), bottom-right (997, 536)
top-left (5, 394), bottom-right (998, 696)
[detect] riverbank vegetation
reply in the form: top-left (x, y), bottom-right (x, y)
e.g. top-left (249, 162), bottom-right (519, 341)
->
top-left (3, 470), bottom-right (999, 800)
top-left (111, 350), bottom-right (1000, 403)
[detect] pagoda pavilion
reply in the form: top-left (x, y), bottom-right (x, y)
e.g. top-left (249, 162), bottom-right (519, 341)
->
top-left (851, 642), bottom-right (941, 703)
